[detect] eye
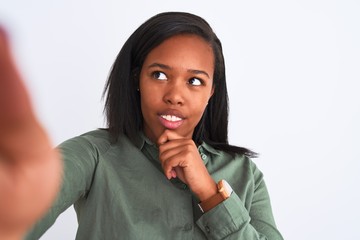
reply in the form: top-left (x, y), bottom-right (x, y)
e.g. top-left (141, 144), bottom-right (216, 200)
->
top-left (188, 78), bottom-right (203, 86)
top-left (152, 71), bottom-right (167, 80)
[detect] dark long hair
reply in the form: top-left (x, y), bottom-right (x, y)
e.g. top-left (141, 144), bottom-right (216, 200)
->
top-left (103, 12), bottom-right (256, 157)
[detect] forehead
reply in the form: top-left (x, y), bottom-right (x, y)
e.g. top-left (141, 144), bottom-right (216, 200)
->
top-left (143, 34), bottom-right (215, 75)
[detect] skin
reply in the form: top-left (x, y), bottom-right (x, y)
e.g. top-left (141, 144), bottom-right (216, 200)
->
top-left (0, 28), bottom-right (62, 239)
top-left (139, 34), bottom-right (218, 201)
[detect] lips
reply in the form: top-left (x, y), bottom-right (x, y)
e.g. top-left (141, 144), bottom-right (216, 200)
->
top-left (158, 109), bottom-right (185, 129)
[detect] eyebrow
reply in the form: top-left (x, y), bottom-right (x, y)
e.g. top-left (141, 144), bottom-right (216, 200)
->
top-left (147, 63), bottom-right (210, 79)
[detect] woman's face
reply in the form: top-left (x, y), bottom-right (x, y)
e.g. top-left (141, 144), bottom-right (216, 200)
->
top-left (139, 34), bottom-right (215, 143)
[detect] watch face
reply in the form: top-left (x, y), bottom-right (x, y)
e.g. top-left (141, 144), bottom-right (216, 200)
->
top-left (219, 180), bottom-right (233, 197)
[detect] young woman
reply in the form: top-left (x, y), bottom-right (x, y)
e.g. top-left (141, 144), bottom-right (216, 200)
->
top-left (1, 12), bottom-right (283, 239)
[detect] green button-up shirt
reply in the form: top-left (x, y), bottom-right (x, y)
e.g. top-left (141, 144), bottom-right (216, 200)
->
top-left (26, 130), bottom-right (283, 240)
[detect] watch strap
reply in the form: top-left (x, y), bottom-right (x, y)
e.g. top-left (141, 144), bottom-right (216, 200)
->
top-left (198, 192), bottom-right (226, 213)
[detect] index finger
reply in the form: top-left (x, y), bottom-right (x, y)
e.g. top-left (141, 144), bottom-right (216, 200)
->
top-left (157, 129), bottom-right (183, 146)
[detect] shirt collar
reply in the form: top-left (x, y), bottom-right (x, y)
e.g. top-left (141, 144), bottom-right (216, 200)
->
top-left (200, 141), bottom-right (221, 156)
top-left (134, 131), bottom-right (154, 150)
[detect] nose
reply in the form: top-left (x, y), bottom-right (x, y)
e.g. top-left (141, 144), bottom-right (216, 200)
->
top-left (163, 83), bottom-right (185, 106)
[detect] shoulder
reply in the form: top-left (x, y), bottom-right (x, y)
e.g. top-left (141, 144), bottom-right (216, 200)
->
top-left (57, 129), bottom-right (112, 156)
top-left (202, 142), bottom-right (263, 181)
top-left (60, 129), bottom-right (109, 145)
top-left (58, 129), bottom-right (137, 157)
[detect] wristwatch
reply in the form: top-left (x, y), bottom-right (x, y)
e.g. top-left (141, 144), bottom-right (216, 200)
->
top-left (198, 179), bottom-right (233, 213)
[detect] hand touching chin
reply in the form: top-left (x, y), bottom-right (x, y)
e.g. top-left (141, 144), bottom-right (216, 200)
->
top-left (157, 130), bottom-right (217, 201)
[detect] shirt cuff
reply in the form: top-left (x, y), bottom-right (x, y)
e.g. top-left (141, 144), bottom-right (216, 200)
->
top-left (196, 192), bottom-right (250, 240)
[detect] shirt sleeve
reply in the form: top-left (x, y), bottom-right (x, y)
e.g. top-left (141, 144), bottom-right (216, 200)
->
top-left (196, 161), bottom-right (283, 240)
top-left (25, 135), bottom-right (99, 239)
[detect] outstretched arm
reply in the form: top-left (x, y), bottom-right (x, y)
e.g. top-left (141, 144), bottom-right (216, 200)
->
top-left (0, 27), bottom-right (62, 240)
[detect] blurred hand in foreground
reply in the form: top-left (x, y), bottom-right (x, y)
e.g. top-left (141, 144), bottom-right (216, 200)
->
top-left (0, 27), bottom-right (62, 240)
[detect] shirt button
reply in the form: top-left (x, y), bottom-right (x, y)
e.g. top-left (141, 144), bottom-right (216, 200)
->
top-left (205, 225), bottom-right (211, 233)
top-left (184, 223), bottom-right (192, 231)
top-left (201, 153), bottom-right (207, 160)
top-left (181, 184), bottom-right (188, 190)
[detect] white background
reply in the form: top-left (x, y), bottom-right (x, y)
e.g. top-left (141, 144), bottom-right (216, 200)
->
top-left (1, 1), bottom-right (359, 239)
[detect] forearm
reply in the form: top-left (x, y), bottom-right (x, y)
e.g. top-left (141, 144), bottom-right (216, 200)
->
top-left (0, 127), bottom-right (62, 239)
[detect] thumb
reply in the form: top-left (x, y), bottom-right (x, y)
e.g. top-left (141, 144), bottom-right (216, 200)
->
top-left (0, 26), bottom-right (33, 123)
